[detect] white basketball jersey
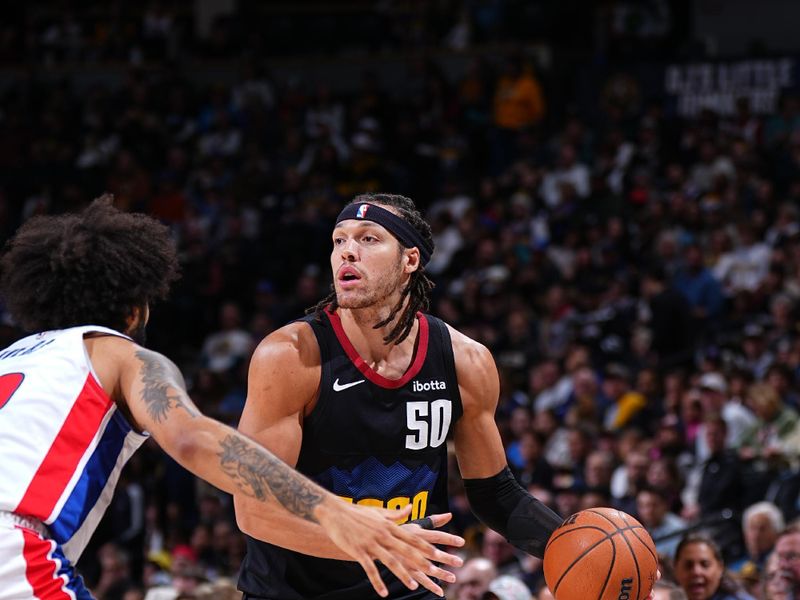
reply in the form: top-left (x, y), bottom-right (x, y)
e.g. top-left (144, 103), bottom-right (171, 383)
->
top-left (0, 326), bottom-right (147, 563)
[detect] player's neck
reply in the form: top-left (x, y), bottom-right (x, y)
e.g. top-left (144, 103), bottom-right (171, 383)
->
top-left (337, 304), bottom-right (419, 364)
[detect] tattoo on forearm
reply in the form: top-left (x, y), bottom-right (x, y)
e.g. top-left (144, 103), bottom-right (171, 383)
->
top-left (218, 434), bottom-right (323, 522)
top-left (135, 350), bottom-right (200, 423)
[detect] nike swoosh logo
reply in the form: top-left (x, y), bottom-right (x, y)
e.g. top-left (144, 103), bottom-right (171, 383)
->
top-left (333, 378), bottom-right (366, 392)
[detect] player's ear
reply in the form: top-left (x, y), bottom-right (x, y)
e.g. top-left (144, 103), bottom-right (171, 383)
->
top-left (125, 303), bottom-right (150, 333)
top-left (403, 247), bottom-right (421, 274)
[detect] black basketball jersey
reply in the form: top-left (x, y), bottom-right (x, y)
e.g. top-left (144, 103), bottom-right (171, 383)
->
top-left (238, 309), bottom-right (463, 600)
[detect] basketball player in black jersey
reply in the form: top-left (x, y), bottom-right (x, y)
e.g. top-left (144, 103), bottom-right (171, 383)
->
top-left (234, 193), bottom-right (564, 599)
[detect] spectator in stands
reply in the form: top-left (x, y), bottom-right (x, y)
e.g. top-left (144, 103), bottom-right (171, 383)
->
top-left (611, 447), bottom-right (649, 515)
top-left (713, 222), bottom-right (771, 297)
top-left (674, 242), bottom-right (725, 332)
top-left (512, 430), bottom-right (555, 490)
top-left (481, 529), bottom-right (527, 580)
top-left (602, 363), bottom-right (648, 432)
top-left (640, 264), bottom-right (695, 370)
top-left (563, 366), bottom-right (608, 427)
top-left (540, 144), bottom-right (591, 209)
top-left (484, 574), bottom-right (533, 600)
top-left (695, 372), bottom-right (756, 462)
top-left (730, 502), bottom-right (785, 574)
top-left (646, 456), bottom-right (686, 514)
top-left (200, 301), bottom-right (254, 376)
top-left (451, 557), bottom-right (497, 600)
top-left (636, 485), bottom-right (687, 560)
top-left (506, 406), bottom-right (534, 468)
top-left (771, 525), bottom-right (800, 600)
top-left (763, 549), bottom-right (789, 600)
top-left (682, 415), bottom-right (744, 521)
top-left (91, 542), bottom-right (135, 599)
top-left (492, 55), bottom-right (545, 172)
top-left (673, 534), bottom-right (755, 600)
top-left (583, 449), bottom-right (616, 492)
top-left (740, 383), bottom-right (798, 469)
top-left (652, 580), bottom-right (688, 600)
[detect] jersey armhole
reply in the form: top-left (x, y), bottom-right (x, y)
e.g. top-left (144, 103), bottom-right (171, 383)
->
top-left (298, 316), bottom-right (332, 433)
top-left (79, 328), bottom-right (148, 438)
top-left (428, 316), bottom-right (464, 423)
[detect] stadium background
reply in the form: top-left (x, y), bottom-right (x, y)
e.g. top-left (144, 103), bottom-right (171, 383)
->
top-left (2, 1), bottom-right (800, 598)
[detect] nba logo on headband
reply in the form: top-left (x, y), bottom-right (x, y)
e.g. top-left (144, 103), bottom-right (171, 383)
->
top-left (356, 204), bottom-right (369, 219)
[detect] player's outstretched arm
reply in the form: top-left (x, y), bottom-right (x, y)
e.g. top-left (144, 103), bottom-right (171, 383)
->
top-left (115, 342), bottom-right (459, 597)
top-left (449, 327), bottom-right (562, 559)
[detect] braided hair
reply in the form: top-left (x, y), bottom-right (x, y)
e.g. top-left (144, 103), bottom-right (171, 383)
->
top-left (308, 193), bottom-right (435, 345)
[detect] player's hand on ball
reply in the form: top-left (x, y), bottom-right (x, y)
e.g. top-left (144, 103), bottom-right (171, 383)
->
top-left (315, 499), bottom-right (464, 598)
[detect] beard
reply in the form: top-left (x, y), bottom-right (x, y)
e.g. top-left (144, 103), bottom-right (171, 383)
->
top-left (128, 321), bottom-right (147, 346)
top-left (336, 262), bottom-right (404, 310)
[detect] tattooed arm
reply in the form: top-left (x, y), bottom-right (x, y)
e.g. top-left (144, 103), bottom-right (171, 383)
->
top-left (111, 342), bottom-right (461, 597)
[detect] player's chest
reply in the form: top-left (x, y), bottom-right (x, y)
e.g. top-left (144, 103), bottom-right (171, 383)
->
top-left (311, 360), bottom-right (460, 455)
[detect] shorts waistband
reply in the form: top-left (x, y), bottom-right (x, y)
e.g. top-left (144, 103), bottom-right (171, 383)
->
top-left (0, 511), bottom-right (48, 537)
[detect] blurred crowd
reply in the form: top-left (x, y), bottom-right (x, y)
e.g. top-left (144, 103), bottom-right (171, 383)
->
top-left (2, 2), bottom-right (800, 600)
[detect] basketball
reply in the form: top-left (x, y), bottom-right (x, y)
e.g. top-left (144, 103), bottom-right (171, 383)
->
top-left (543, 507), bottom-right (658, 600)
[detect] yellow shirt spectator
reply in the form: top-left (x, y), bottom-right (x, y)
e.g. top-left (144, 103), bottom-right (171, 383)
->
top-left (494, 68), bottom-right (546, 130)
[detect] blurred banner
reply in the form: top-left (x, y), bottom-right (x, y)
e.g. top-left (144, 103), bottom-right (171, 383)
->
top-left (661, 56), bottom-right (797, 117)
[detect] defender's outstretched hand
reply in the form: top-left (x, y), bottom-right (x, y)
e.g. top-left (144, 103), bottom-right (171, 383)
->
top-left (315, 501), bottom-right (465, 598)
top-left (402, 512), bottom-right (466, 596)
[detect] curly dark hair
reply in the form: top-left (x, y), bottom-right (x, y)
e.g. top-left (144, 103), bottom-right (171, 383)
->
top-left (0, 194), bottom-right (180, 333)
top-left (308, 193), bottom-right (435, 345)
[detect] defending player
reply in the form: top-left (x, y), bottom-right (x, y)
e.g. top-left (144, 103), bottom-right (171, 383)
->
top-left (0, 197), bottom-right (462, 600)
top-left (235, 193), bottom-right (563, 599)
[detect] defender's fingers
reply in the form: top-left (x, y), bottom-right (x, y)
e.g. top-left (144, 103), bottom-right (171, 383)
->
top-left (373, 546), bottom-right (419, 592)
top-left (357, 554), bottom-right (388, 598)
top-left (388, 520), bottom-right (441, 555)
top-left (383, 504), bottom-right (413, 522)
top-left (428, 547), bottom-right (464, 568)
top-left (424, 563), bottom-right (457, 583)
top-left (409, 569), bottom-right (444, 597)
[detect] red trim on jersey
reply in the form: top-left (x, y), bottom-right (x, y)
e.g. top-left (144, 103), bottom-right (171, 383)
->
top-left (325, 308), bottom-right (429, 389)
top-left (16, 374), bottom-right (113, 520)
top-left (19, 527), bottom-right (71, 600)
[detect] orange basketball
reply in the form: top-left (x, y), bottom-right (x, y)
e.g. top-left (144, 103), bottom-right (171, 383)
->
top-left (543, 507), bottom-right (658, 600)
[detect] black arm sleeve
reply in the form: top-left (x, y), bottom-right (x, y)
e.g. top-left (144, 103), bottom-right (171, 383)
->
top-left (463, 466), bottom-right (562, 559)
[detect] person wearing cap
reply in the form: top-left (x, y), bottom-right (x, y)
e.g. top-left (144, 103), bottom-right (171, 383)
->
top-left (694, 372), bottom-right (756, 463)
top-left (235, 193), bottom-right (564, 599)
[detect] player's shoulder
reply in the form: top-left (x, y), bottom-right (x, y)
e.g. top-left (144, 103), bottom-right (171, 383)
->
top-left (436, 320), bottom-right (499, 412)
top-left (83, 331), bottom-right (140, 364)
top-left (251, 319), bottom-right (321, 371)
top-left (438, 320), bottom-right (498, 389)
top-left (440, 321), bottom-right (494, 366)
